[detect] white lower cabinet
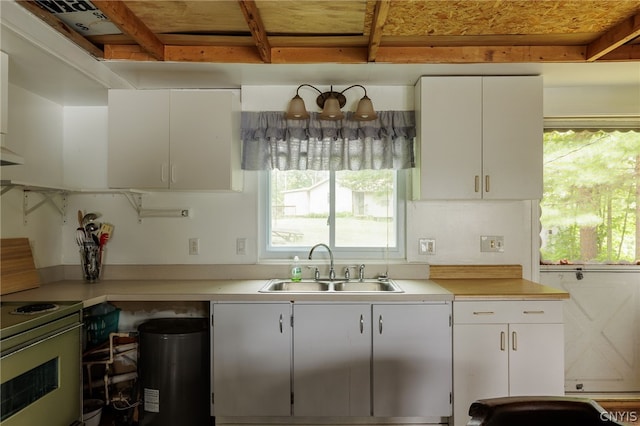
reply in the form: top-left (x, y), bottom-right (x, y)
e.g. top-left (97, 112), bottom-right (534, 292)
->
top-left (452, 301), bottom-right (565, 426)
top-left (293, 304), bottom-right (371, 416)
top-left (372, 304), bottom-right (453, 418)
top-left (212, 302), bottom-right (292, 417)
top-left (212, 301), bottom-right (453, 421)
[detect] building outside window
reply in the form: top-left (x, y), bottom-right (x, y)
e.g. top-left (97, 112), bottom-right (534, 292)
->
top-left (262, 169), bottom-right (405, 260)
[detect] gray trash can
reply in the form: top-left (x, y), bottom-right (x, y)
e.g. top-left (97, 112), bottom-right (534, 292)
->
top-left (138, 318), bottom-right (209, 426)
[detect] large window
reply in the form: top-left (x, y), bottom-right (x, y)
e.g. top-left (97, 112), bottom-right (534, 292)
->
top-left (262, 169), bottom-right (405, 259)
top-left (541, 127), bottom-right (639, 264)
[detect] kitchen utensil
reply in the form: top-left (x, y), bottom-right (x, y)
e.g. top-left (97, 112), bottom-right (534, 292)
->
top-left (99, 233), bottom-right (109, 247)
top-left (82, 212), bottom-right (100, 227)
top-left (85, 222), bottom-right (99, 234)
top-left (75, 228), bottom-right (86, 247)
top-left (77, 210), bottom-right (83, 227)
top-left (98, 223), bottom-right (114, 240)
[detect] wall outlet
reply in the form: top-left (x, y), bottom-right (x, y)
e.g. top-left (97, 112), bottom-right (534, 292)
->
top-left (189, 238), bottom-right (200, 255)
top-left (419, 238), bottom-right (436, 255)
top-left (236, 237), bottom-right (246, 255)
top-left (480, 235), bottom-right (504, 252)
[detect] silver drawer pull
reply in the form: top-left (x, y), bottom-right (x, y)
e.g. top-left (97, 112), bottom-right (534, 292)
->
top-left (473, 311), bottom-right (495, 315)
top-left (512, 331), bottom-right (518, 351)
top-left (359, 314), bottom-right (364, 334)
top-left (279, 314), bottom-right (283, 333)
top-left (523, 310), bottom-right (545, 315)
top-left (500, 331), bottom-right (506, 351)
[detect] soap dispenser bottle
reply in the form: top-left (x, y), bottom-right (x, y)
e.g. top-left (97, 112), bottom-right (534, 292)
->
top-left (291, 256), bottom-right (302, 282)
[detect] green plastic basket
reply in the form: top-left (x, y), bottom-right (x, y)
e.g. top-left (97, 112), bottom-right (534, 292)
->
top-left (85, 307), bottom-right (120, 347)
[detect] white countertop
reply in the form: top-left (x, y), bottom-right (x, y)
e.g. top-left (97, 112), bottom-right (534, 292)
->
top-left (1, 279), bottom-right (454, 307)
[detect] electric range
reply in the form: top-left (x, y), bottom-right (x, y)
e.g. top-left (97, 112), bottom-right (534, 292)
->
top-left (0, 301), bottom-right (83, 340)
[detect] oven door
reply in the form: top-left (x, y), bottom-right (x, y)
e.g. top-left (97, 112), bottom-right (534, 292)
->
top-left (1, 313), bottom-right (82, 426)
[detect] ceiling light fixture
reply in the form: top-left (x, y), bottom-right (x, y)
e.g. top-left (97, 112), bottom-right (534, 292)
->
top-left (286, 84), bottom-right (377, 121)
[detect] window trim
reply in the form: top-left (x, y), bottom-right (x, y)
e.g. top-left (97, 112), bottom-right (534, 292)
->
top-left (258, 170), bottom-right (407, 261)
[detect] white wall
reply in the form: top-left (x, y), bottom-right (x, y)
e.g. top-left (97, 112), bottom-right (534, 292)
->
top-left (0, 84), bottom-right (64, 267)
top-left (2, 81), bottom-right (636, 278)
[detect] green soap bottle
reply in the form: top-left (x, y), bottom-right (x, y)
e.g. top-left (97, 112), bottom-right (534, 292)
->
top-left (291, 256), bottom-right (302, 281)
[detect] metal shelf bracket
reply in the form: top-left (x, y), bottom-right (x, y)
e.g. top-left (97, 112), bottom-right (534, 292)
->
top-left (23, 189), bottom-right (68, 225)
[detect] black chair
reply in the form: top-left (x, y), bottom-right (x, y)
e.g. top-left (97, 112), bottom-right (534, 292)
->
top-left (467, 396), bottom-right (631, 426)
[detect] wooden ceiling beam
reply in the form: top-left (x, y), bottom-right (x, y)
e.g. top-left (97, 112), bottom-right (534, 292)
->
top-left (586, 10), bottom-right (640, 61)
top-left (368, 0), bottom-right (391, 62)
top-left (91, 0), bottom-right (165, 61)
top-left (104, 44), bottom-right (264, 63)
top-left (16, 1), bottom-right (104, 58)
top-left (237, 0), bottom-right (272, 63)
top-left (105, 44), bottom-right (594, 64)
top-left (374, 45), bottom-right (586, 63)
top-left (271, 47), bottom-right (368, 64)
top-left (599, 44), bottom-right (640, 61)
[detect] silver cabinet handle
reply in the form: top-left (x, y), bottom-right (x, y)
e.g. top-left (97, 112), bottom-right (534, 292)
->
top-left (485, 175), bottom-right (490, 192)
top-left (473, 311), bottom-right (495, 316)
top-left (279, 314), bottom-right (283, 333)
top-left (523, 310), bottom-right (545, 315)
top-left (512, 331), bottom-right (517, 351)
top-left (161, 164), bottom-right (168, 182)
top-left (474, 175), bottom-right (480, 193)
top-left (378, 315), bottom-right (383, 334)
top-left (359, 314), bottom-right (364, 334)
top-left (500, 331), bottom-right (506, 351)
top-left (171, 164), bottom-right (177, 184)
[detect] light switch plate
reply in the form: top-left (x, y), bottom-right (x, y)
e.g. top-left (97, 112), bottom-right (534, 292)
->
top-left (480, 235), bottom-right (504, 252)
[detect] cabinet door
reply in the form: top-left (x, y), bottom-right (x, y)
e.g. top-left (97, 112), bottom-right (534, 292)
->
top-left (108, 90), bottom-right (170, 189)
top-left (372, 303), bottom-right (452, 417)
top-left (453, 324), bottom-right (509, 426)
top-left (508, 322), bottom-right (565, 396)
top-left (414, 77), bottom-right (483, 200)
top-left (293, 304), bottom-right (370, 416)
top-left (212, 303), bottom-right (291, 416)
top-left (482, 76), bottom-right (543, 199)
top-left (1, 51), bottom-right (7, 135)
top-left (170, 91), bottom-right (241, 190)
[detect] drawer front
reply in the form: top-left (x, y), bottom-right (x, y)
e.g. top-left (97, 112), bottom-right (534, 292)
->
top-left (454, 300), bottom-right (563, 324)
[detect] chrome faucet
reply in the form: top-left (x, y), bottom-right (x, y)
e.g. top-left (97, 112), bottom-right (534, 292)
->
top-left (308, 243), bottom-right (335, 281)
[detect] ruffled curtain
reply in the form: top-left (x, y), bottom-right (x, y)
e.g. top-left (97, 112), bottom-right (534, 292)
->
top-left (241, 111), bottom-right (415, 170)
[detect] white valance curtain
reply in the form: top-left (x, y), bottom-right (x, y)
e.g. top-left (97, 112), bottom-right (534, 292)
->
top-left (241, 111), bottom-right (416, 171)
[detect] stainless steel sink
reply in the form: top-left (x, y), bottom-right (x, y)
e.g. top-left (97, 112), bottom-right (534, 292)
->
top-left (259, 279), bottom-right (403, 293)
top-left (260, 280), bottom-right (331, 292)
top-left (333, 280), bottom-right (403, 292)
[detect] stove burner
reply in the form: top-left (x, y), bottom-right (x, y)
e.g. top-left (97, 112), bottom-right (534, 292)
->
top-left (11, 303), bottom-right (59, 315)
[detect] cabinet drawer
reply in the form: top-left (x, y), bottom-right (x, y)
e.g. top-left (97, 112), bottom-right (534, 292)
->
top-left (454, 301), bottom-right (563, 324)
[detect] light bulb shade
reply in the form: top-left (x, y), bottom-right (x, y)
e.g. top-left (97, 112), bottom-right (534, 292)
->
top-left (319, 95), bottom-right (344, 120)
top-left (285, 94), bottom-right (310, 119)
top-left (353, 95), bottom-right (377, 121)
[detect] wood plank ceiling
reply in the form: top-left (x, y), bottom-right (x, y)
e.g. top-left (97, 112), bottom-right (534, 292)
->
top-left (18, 0), bottom-right (640, 64)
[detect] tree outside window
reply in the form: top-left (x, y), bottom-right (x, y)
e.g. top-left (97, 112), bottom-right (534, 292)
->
top-left (541, 129), bottom-right (639, 264)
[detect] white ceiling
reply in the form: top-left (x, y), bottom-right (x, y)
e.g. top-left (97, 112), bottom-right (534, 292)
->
top-left (2, 1), bottom-right (640, 107)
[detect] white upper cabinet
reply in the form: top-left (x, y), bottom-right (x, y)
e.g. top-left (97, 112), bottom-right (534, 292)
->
top-left (108, 89), bottom-right (242, 190)
top-left (413, 76), bottom-right (543, 200)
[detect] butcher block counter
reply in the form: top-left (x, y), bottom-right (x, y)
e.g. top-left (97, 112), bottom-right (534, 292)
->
top-left (0, 264), bottom-right (568, 305)
top-left (430, 264), bottom-right (569, 300)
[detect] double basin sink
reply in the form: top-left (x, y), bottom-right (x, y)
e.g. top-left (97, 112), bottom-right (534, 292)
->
top-left (260, 278), bottom-right (403, 293)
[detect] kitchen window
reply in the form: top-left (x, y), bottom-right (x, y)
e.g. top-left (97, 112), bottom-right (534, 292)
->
top-left (540, 123), bottom-right (639, 265)
top-left (260, 169), bottom-right (406, 260)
